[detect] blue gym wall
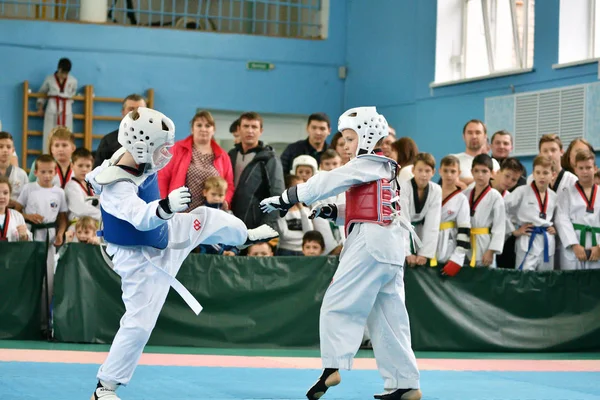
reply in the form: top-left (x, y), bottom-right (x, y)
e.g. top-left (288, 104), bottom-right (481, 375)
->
top-left (0, 0), bottom-right (598, 172)
top-left (344, 0), bottom-right (599, 173)
top-left (0, 0), bottom-right (347, 163)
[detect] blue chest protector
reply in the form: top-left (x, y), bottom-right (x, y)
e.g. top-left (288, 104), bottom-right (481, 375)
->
top-left (99, 173), bottom-right (169, 249)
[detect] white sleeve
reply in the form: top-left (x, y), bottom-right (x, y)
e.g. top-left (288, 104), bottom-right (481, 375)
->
top-left (276, 216), bottom-right (289, 238)
top-left (456, 196), bottom-right (471, 228)
top-left (100, 181), bottom-right (166, 231)
top-left (299, 206), bottom-right (314, 233)
top-left (12, 210), bottom-right (32, 241)
top-left (555, 189), bottom-right (578, 247)
top-left (296, 158), bottom-right (389, 205)
top-left (66, 76), bottom-right (78, 97)
top-left (489, 195), bottom-right (506, 253)
top-left (418, 186), bottom-right (441, 258)
top-left (37, 76), bottom-right (50, 107)
top-left (65, 183), bottom-right (101, 220)
top-left (400, 184), bottom-right (412, 255)
top-left (503, 188), bottom-right (523, 234)
top-left (17, 184), bottom-right (29, 210)
top-left (58, 189), bottom-right (69, 213)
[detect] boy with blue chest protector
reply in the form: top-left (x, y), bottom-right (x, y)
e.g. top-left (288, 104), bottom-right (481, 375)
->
top-left (87, 107), bottom-right (278, 400)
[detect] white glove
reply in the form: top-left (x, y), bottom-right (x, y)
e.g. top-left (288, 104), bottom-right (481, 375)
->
top-left (168, 186), bottom-right (192, 212)
top-left (259, 195), bottom-right (284, 214)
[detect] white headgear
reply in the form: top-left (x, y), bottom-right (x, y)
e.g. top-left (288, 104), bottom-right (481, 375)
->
top-left (290, 155), bottom-right (319, 175)
top-left (118, 107), bottom-right (175, 174)
top-left (337, 106), bottom-right (389, 156)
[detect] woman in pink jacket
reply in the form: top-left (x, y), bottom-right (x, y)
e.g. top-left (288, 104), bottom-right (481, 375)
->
top-left (158, 110), bottom-right (234, 210)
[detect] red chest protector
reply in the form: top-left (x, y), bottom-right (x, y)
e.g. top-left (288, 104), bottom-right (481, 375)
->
top-left (344, 178), bottom-right (398, 236)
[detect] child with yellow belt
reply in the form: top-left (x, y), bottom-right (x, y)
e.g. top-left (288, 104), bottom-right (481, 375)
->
top-left (463, 154), bottom-right (506, 268)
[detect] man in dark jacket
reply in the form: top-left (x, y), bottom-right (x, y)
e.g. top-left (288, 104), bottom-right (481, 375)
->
top-left (229, 112), bottom-right (285, 230)
top-left (280, 112), bottom-right (331, 176)
top-left (93, 94), bottom-right (146, 168)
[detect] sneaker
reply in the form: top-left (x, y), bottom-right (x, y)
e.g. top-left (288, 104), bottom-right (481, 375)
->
top-left (238, 224), bottom-right (279, 250)
top-left (91, 381), bottom-right (121, 400)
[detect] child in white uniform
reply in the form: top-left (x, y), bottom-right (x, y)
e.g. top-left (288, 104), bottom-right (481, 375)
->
top-left (400, 153), bottom-right (441, 267)
top-left (435, 155), bottom-right (470, 276)
top-left (555, 149), bottom-right (600, 270)
top-left (87, 108), bottom-right (278, 400)
top-left (261, 106), bottom-right (421, 400)
top-left (64, 148), bottom-right (100, 229)
top-left (505, 156), bottom-right (558, 271)
top-left (0, 177), bottom-right (31, 241)
top-left (463, 154), bottom-right (506, 268)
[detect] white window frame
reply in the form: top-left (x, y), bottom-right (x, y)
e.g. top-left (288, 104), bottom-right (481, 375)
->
top-left (433, 0), bottom-right (534, 88)
top-left (555, 0), bottom-right (600, 68)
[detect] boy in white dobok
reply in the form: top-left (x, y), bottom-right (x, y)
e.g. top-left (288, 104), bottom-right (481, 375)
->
top-left (435, 155), bottom-right (471, 276)
top-left (400, 152), bottom-right (441, 267)
top-left (87, 107), bottom-right (278, 400)
top-left (463, 154), bottom-right (506, 268)
top-left (260, 107), bottom-right (421, 400)
top-left (555, 149), bottom-right (600, 270)
top-left (505, 156), bottom-right (558, 271)
top-left (37, 58), bottom-right (78, 153)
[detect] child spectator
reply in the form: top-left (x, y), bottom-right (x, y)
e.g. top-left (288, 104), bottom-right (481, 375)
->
top-left (66, 216), bottom-right (100, 245)
top-left (276, 174), bottom-right (313, 255)
top-left (319, 149), bottom-right (342, 172)
top-left (435, 156), bottom-right (470, 276)
top-left (18, 154), bottom-right (68, 245)
top-left (562, 138), bottom-right (595, 174)
top-left (464, 154), bottom-right (506, 268)
top-left (527, 134), bottom-right (578, 269)
top-left (64, 148), bottom-right (100, 229)
top-left (505, 156), bottom-right (558, 271)
top-left (17, 154), bottom-right (68, 325)
top-left (302, 230), bottom-right (325, 256)
top-left (491, 158), bottom-right (526, 197)
top-left (291, 155), bottom-right (318, 182)
top-left (0, 131), bottom-right (28, 207)
top-left (555, 149), bottom-right (600, 270)
top-left (28, 126), bottom-right (75, 188)
top-left (37, 58), bottom-right (78, 153)
top-left (392, 137), bottom-right (418, 183)
top-left (527, 134), bottom-right (578, 193)
top-left (401, 153), bottom-right (441, 266)
top-left (0, 177), bottom-right (31, 241)
top-left (246, 242), bottom-right (274, 257)
top-left (493, 157), bottom-right (527, 269)
top-left (196, 176), bottom-right (238, 256)
top-left (312, 149), bottom-right (345, 255)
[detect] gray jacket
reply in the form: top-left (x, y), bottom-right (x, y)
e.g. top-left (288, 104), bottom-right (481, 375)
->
top-left (228, 142), bottom-right (285, 230)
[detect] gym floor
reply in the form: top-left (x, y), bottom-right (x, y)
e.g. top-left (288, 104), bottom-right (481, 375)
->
top-left (1, 341), bottom-right (599, 399)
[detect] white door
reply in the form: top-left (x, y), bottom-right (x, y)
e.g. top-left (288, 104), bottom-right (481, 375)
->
top-left (206, 110), bottom-right (309, 156)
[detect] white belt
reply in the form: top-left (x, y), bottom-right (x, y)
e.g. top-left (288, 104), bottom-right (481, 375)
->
top-left (100, 242), bottom-right (203, 315)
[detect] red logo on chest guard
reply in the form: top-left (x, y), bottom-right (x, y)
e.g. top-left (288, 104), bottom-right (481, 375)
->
top-left (193, 219), bottom-right (202, 231)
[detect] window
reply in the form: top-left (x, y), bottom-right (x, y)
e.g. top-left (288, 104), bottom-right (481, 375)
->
top-left (434, 0), bottom-right (535, 85)
top-left (0, 0), bottom-right (328, 39)
top-left (558, 0), bottom-right (600, 64)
